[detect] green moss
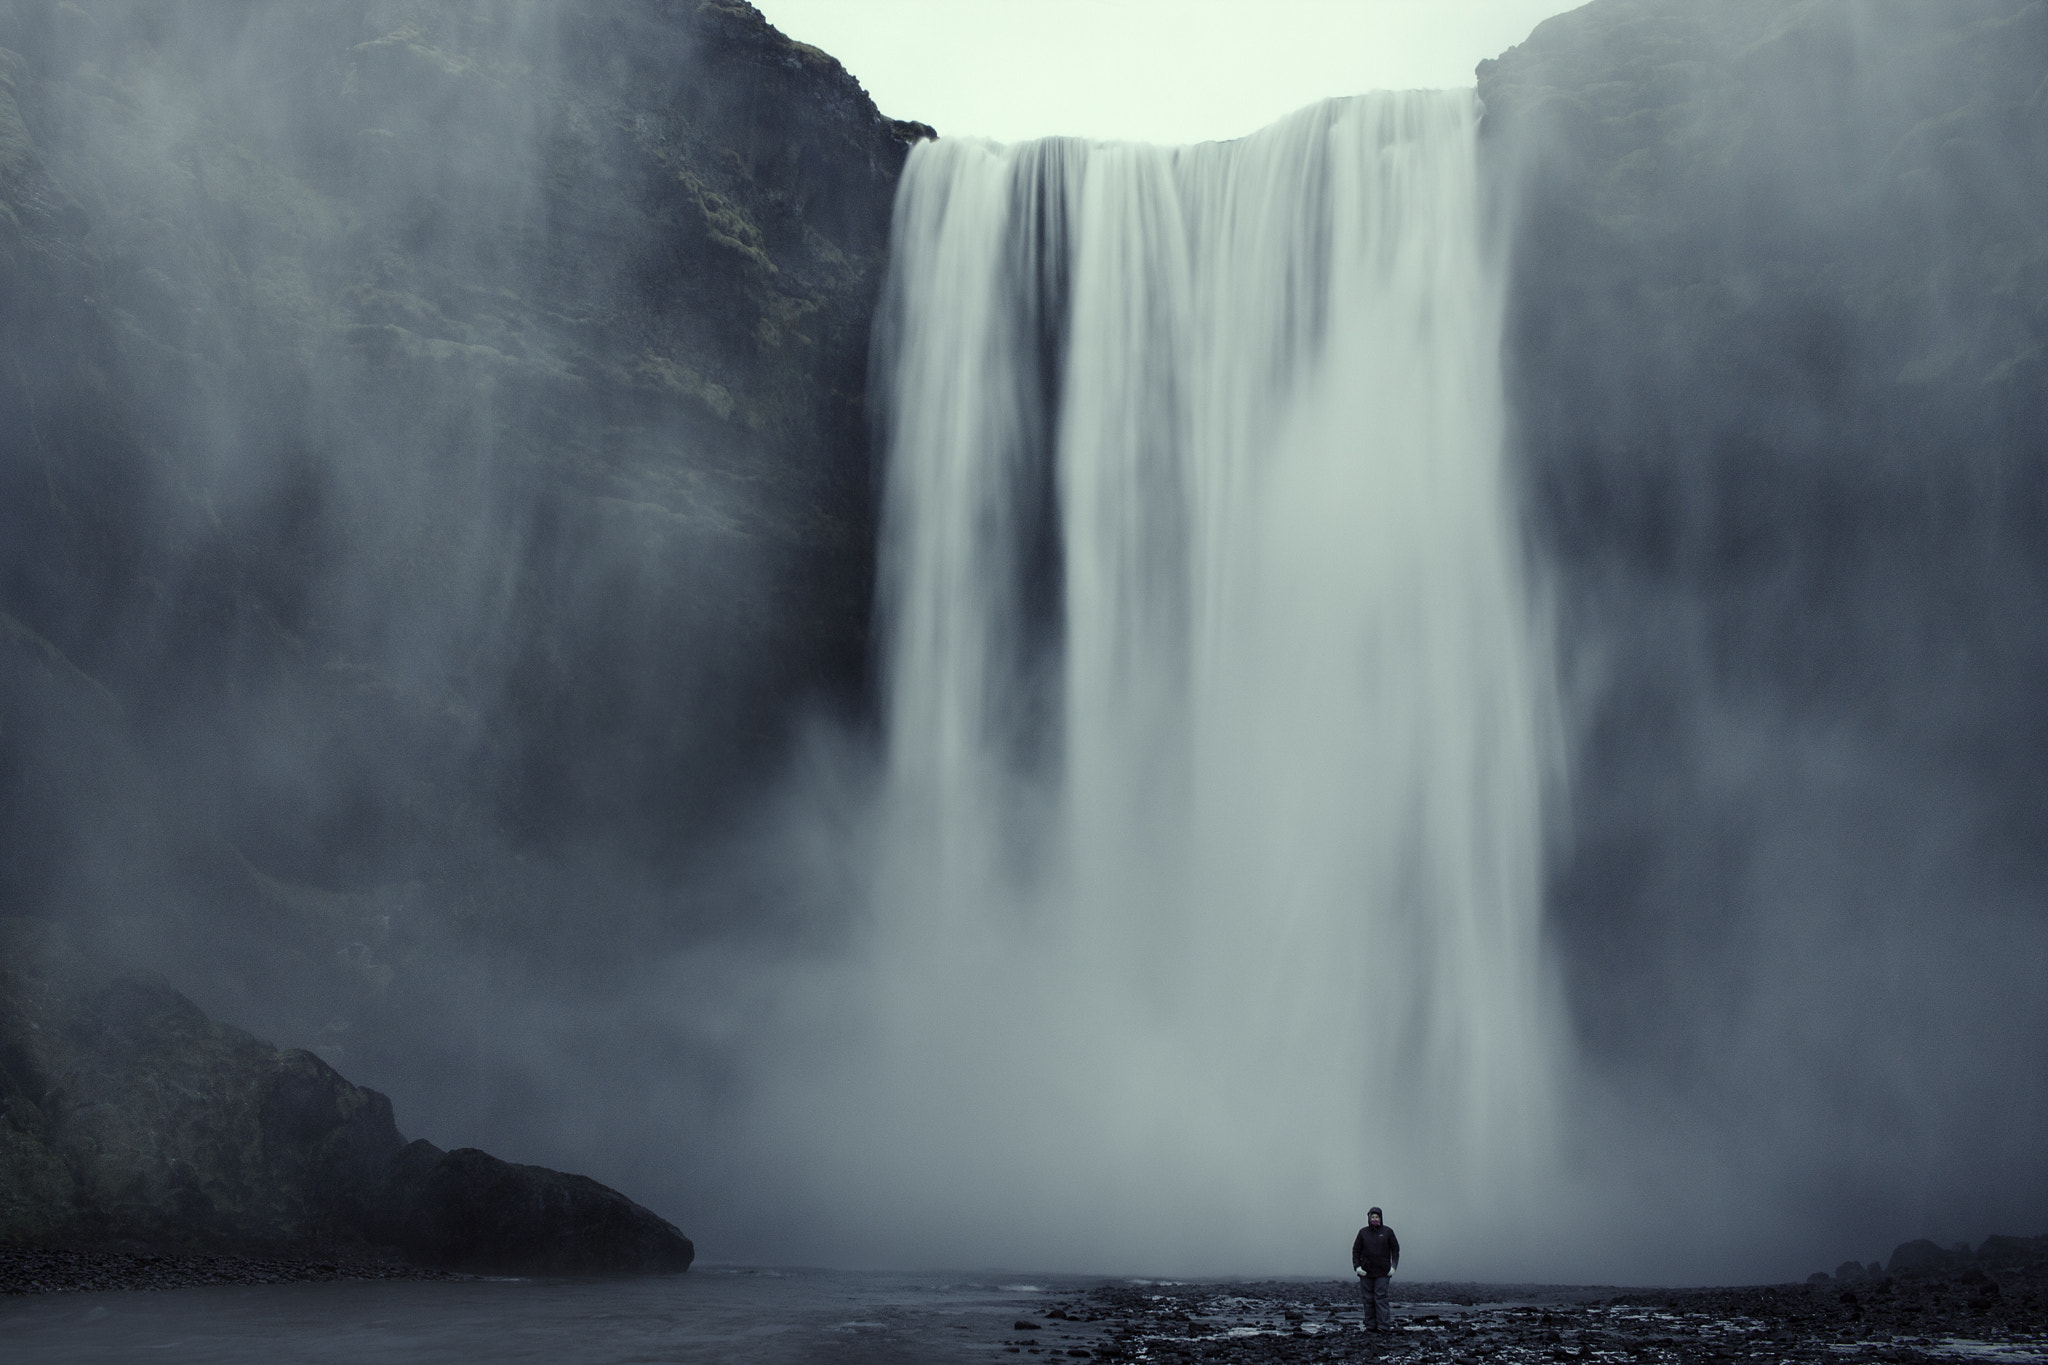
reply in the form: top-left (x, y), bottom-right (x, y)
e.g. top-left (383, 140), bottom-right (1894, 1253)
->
top-left (699, 195), bottom-right (776, 275)
top-left (349, 23), bottom-right (481, 85)
top-left (665, 160), bottom-right (776, 275)
top-left (633, 350), bottom-right (741, 422)
top-left (763, 290), bottom-right (820, 343)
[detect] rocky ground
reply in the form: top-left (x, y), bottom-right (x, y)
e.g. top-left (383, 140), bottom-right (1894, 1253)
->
top-left (0, 1246), bottom-right (464, 1295)
top-left (986, 1255), bottom-right (2048, 1364)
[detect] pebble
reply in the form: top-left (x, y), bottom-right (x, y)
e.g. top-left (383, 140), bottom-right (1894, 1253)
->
top-left (993, 1265), bottom-right (2048, 1364)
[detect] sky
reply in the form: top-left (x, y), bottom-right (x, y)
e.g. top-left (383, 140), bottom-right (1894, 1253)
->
top-left (749, 0), bottom-right (1574, 145)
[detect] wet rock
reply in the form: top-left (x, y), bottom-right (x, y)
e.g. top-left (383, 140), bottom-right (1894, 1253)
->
top-left (1888, 1238), bottom-right (1958, 1274)
top-left (1051, 1264), bottom-right (2048, 1364)
top-left (1978, 1234), bottom-right (2048, 1268)
top-left (390, 1145), bottom-right (692, 1275)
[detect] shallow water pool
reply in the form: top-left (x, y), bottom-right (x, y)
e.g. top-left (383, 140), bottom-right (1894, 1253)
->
top-left (0, 1266), bottom-right (1085, 1364)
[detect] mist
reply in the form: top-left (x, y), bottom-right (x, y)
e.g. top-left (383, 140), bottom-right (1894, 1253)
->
top-left (1, 0), bottom-right (2044, 1287)
top-left (1485, 0), bottom-right (2048, 1282)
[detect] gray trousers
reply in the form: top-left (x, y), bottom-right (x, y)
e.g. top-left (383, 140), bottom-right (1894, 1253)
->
top-left (1360, 1274), bottom-right (1393, 1328)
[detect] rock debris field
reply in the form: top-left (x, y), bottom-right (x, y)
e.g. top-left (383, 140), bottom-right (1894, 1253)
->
top-left (988, 1258), bottom-right (2047, 1364)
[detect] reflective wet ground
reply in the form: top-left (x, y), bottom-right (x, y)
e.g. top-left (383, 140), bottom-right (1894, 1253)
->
top-left (1, 1268), bottom-right (1072, 1364)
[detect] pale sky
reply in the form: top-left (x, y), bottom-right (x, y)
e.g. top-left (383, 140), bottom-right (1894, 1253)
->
top-left (749, 0), bottom-right (1574, 145)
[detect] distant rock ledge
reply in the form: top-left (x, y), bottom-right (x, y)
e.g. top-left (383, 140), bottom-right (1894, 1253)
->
top-left (0, 918), bottom-right (693, 1276)
top-left (1808, 1233), bottom-right (2048, 1287)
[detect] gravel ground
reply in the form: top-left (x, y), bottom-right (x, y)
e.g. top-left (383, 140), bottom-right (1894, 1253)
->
top-left (987, 1267), bottom-right (2048, 1364)
top-left (0, 1247), bottom-right (464, 1296)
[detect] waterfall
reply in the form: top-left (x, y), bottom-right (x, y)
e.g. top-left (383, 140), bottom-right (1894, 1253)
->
top-left (794, 92), bottom-right (1559, 1273)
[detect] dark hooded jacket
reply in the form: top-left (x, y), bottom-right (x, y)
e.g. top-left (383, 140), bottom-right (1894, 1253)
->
top-left (1352, 1221), bottom-right (1400, 1277)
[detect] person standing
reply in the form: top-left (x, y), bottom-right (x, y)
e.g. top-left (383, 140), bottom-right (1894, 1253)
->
top-left (1352, 1206), bottom-right (1400, 1332)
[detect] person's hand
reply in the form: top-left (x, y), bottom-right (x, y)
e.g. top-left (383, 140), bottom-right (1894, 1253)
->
top-left (1355, 1267), bottom-right (1367, 1277)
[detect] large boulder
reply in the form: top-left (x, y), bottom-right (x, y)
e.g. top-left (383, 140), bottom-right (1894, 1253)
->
top-left (1887, 1239), bottom-right (1961, 1275)
top-left (391, 1143), bottom-right (694, 1274)
top-left (1976, 1234), bottom-right (2048, 1269)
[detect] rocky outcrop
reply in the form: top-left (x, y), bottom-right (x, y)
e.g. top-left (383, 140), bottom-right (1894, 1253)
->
top-left (0, 917), bottom-right (692, 1270)
top-left (392, 1144), bottom-right (693, 1273)
top-left (1885, 1234), bottom-right (2048, 1278)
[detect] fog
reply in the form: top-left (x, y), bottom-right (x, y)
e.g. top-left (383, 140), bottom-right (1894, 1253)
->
top-left (1, 0), bottom-right (2044, 1285)
top-left (1486, 0), bottom-right (2048, 1281)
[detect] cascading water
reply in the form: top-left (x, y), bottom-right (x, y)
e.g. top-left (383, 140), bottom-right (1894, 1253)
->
top-left (760, 92), bottom-right (1560, 1275)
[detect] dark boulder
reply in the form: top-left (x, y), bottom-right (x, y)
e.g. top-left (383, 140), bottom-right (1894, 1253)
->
top-left (1977, 1234), bottom-right (2048, 1269)
top-left (390, 1143), bottom-right (692, 1274)
top-left (1888, 1239), bottom-right (1959, 1275)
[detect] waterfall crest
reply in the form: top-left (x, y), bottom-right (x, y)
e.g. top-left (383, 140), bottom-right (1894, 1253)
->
top-left (835, 92), bottom-right (1557, 1272)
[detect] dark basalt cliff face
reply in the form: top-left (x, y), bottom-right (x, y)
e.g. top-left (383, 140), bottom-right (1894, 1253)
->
top-left (1482, 0), bottom-right (2048, 1229)
top-left (0, 0), bottom-right (922, 1261)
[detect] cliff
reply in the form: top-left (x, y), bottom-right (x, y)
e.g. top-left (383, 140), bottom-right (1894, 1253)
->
top-left (0, 0), bottom-right (922, 906)
top-left (0, 0), bottom-right (921, 1262)
top-left (1481, 0), bottom-right (2048, 1233)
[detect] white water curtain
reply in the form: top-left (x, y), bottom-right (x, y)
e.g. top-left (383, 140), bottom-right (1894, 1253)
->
top-left (796, 93), bottom-right (1558, 1273)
